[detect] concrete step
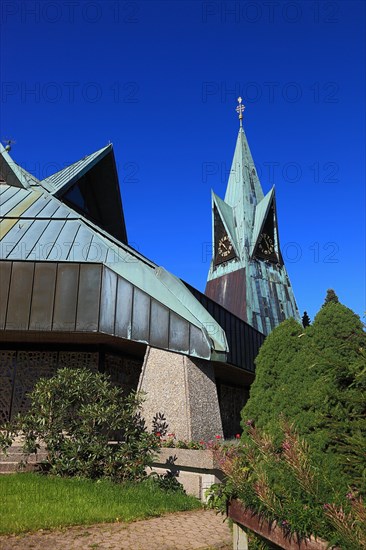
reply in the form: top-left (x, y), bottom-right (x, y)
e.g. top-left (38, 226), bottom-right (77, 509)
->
top-left (0, 452), bottom-right (47, 463)
top-left (0, 461), bottom-right (38, 473)
top-left (0, 440), bottom-right (48, 474)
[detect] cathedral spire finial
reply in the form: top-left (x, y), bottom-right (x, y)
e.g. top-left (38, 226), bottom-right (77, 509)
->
top-left (236, 97), bottom-right (245, 127)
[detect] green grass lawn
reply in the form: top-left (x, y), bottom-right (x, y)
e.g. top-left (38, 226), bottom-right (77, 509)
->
top-left (0, 473), bottom-right (201, 535)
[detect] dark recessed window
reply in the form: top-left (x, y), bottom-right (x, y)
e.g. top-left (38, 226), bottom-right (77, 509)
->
top-left (64, 184), bottom-right (89, 213)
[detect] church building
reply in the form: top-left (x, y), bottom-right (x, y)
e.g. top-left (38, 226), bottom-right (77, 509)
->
top-left (0, 101), bottom-right (299, 439)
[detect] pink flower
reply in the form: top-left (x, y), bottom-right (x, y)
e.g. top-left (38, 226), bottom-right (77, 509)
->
top-left (156, 432), bottom-right (161, 437)
top-left (215, 435), bottom-right (221, 439)
top-left (235, 433), bottom-right (241, 439)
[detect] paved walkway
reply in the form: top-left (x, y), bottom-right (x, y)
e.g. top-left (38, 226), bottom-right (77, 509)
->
top-left (0, 510), bottom-right (231, 550)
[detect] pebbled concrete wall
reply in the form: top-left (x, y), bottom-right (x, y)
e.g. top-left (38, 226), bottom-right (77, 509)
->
top-left (138, 347), bottom-right (223, 441)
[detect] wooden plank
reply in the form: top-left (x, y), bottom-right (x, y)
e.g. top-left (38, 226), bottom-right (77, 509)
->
top-left (228, 500), bottom-right (334, 550)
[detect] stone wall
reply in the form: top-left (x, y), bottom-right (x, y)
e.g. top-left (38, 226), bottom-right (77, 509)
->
top-left (148, 447), bottom-right (224, 502)
top-left (0, 349), bottom-right (142, 423)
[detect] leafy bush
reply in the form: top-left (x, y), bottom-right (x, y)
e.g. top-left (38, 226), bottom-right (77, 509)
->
top-left (4, 368), bottom-right (160, 482)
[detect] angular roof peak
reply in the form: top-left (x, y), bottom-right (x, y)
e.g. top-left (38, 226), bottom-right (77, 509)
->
top-left (0, 143), bottom-right (37, 189)
top-left (41, 144), bottom-right (112, 195)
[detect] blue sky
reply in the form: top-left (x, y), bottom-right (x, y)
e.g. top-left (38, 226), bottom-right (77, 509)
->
top-left (1, 0), bottom-right (365, 322)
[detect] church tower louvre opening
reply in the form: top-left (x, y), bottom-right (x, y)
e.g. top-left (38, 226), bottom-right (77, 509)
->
top-left (205, 98), bottom-right (301, 336)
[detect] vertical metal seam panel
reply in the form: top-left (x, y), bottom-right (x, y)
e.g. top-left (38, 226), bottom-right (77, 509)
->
top-left (27, 262), bottom-right (36, 330)
top-left (130, 285), bottom-right (135, 340)
top-left (74, 264), bottom-right (81, 331)
top-left (231, 314), bottom-right (237, 366)
top-left (97, 264), bottom-right (103, 332)
top-left (51, 262), bottom-right (60, 330)
top-left (167, 309), bottom-right (171, 350)
top-left (236, 318), bottom-right (241, 369)
top-left (112, 267), bottom-right (118, 337)
top-left (3, 261), bottom-right (13, 328)
top-left (30, 262), bottom-right (57, 331)
top-left (147, 296), bottom-right (152, 343)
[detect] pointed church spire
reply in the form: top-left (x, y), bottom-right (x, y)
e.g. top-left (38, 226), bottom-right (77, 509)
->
top-left (224, 105), bottom-right (264, 244)
top-left (205, 102), bottom-right (301, 335)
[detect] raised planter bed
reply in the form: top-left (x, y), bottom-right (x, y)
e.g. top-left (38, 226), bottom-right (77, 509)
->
top-left (228, 499), bottom-right (337, 550)
top-left (149, 447), bottom-right (224, 501)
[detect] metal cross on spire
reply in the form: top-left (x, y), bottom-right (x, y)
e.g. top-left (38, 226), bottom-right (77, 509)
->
top-left (236, 97), bottom-right (245, 127)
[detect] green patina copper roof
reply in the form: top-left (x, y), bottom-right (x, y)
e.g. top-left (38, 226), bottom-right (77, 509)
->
top-left (206, 111), bottom-right (301, 335)
top-left (0, 143), bottom-right (37, 189)
top-left (41, 144), bottom-right (111, 195)
top-left (225, 128), bottom-right (264, 210)
top-left (0, 143), bottom-right (228, 361)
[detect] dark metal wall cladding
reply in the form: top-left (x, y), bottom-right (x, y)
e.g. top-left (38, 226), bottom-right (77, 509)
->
top-left (0, 262), bottom-right (11, 329)
top-left (185, 282), bottom-right (264, 373)
top-left (29, 263), bottom-right (57, 330)
top-left (0, 261), bottom-right (211, 360)
top-left (205, 268), bottom-right (247, 322)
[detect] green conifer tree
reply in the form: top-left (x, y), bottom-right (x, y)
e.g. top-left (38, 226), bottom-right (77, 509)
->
top-left (322, 288), bottom-right (339, 306)
top-left (302, 311), bottom-right (311, 327)
top-left (242, 298), bottom-right (366, 493)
